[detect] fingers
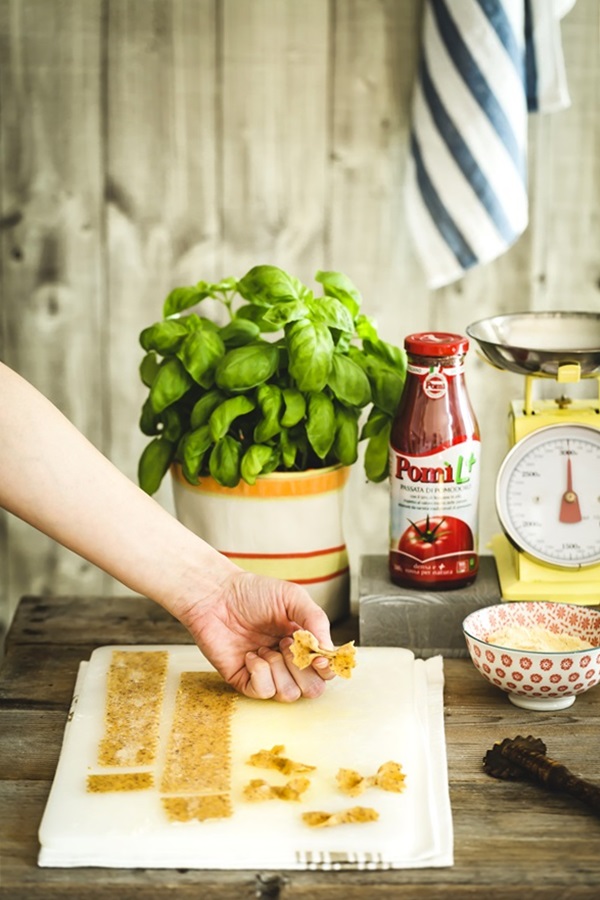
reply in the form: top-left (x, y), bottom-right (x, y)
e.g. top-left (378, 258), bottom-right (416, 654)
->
top-left (240, 643), bottom-right (331, 702)
top-left (242, 652), bottom-right (277, 700)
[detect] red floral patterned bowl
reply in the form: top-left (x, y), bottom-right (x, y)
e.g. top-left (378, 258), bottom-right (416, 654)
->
top-left (462, 602), bottom-right (600, 711)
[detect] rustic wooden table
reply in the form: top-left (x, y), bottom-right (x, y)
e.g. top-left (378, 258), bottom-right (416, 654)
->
top-left (2, 595), bottom-right (600, 899)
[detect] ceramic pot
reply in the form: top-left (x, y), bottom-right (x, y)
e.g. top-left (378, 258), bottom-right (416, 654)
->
top-left (171, 464), bottom-right (351, 622)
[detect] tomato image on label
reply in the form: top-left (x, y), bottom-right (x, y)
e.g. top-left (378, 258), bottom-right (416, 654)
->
top-left (391, 514), bottom-right (477, 586)
top-left (399, 515), bottom-right (474, 559)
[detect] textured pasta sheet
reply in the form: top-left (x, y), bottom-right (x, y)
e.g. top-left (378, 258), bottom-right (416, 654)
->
top-left (160, 671), bottom-right (236, 796)
top-left (98, 650), bottom-right (168, 767)
top-left (38, 646), bottom-right (453, 870)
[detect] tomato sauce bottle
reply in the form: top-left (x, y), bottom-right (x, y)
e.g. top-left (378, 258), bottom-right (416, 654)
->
top-left (389, 332), bottom-right (480, 590)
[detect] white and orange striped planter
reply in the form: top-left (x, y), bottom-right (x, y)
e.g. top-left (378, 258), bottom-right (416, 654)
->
top-left (171, 464), bottom-right (351, 622)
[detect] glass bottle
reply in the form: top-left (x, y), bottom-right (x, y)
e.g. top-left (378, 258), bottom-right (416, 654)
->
top-left (389, 332), bottom-right (480, 590)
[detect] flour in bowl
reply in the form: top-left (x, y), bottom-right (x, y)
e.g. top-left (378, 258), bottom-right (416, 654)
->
top-left (485, 624), bottom-right (595, 652)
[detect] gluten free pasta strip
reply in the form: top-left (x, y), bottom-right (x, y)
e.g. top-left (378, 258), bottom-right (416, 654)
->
top-left (160, 671), bottom-right (237, 795)
top-left (98, 650), bottom-right (169, 767)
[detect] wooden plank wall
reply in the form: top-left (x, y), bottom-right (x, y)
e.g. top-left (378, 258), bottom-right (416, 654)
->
top-left (1, 0), bottom-right (599, 645)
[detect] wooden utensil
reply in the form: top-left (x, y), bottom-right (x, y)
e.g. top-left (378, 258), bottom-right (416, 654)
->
top-left (484, 735), bottom-right (600, 817)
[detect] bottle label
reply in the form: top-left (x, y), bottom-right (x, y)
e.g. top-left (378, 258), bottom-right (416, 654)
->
top-left (389, 438), bottom-right (481, 586)
top-left (406, 361), bottom-right (465, 400)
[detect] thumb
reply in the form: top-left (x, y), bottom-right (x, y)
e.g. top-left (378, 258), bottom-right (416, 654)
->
top-left (284, 583), bottom-right (333, 650)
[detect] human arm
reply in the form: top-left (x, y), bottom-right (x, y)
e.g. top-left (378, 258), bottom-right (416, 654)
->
top-left (0, 362), bottom-right (334, 700)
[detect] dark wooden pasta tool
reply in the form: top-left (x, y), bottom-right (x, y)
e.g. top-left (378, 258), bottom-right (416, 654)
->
top-left (484, 735), bottom-right (600, 817)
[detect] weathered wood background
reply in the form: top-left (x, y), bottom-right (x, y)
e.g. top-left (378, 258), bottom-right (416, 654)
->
top-left (1, 0), bottom-right (599, 646)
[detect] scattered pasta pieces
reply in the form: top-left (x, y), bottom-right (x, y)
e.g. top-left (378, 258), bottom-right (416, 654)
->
top-left (247, 744), bottom-right (316, 776)
top-left (290, 630), bottom-right (356, 679)
top-left (243, 777), bottom-right (311, 802)
top-left (336, 761), bottom-right (406, 797)
top-left (302, 806), bottom-right (379, 828)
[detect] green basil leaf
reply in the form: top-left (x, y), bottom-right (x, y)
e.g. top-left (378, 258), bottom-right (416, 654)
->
top-left (364, 418), bottom-right (392, 482)
top-left (327, 353), bottom-right (372, 407)
top-left (333, 404), bottom-right (359, 466)
top-left (254, 384), bottom-right (283, 443)
top-left (160, 407), bottom-right (183, 442)
top-left (262, 299), bottom-right (310, 328)
top-left (240, 444), bottom-right (275, 485)
top-left (209, 435), bottom-right (241, 487)
top-left (177, 329), bottom-right (226, 388)
top-left (149, 358), bottom-right (193, 413)
top-left (219, 318), bottom-right (261, 347)
top-left (287, 319), bottom-right (333, 392)
top-left (190, 389), bottom-right (227, 429)
top-left (237, 265), bottom-right (303, 306)
top-left (281, 388), bottom-right (306, 427)
top-left (261, 450), bottom-right (281, 474)
top-left (363, 337), bottom-right (407, 373)
top-left (139, 397), bottom-right (160, 436)
top-left (360, 407), bottom-right (390, 439)
top-left (215, 342), bottom-right (279, 391)
top-left (139, 352), bottom-right (160, 387)
top-left (333, 330), bottom-right (352, 354)
top-left (236, 303), bottom-right (282, 333)
top-left (163, 285), bottom-right (211, 318)
top-left (209, 396), bottom-right (256, 442)
top-left (179, 424), bottom-right (212, 484)
top-left (355, 314), bottom-right (380, 343)
top-left (308, 296), bottom-right (354, 334)
top-left (138, 437), bottom-right (175, 495)
top-left (140, 320), bottom-right (189, 354)
top-left (350, 349), bottom-right (405, 416)
top-left (372, 367), bottom-right (405, 416)
top-left (306, 392), bottom-right (335, 459)
top-left (314, 270), bottom-right (362, 318)
top-left (184, 314), bottom-right (219, 333)
top-left (209, 276), bottom-right (237, 293)
top-left (279, 428), bottom-right (299, 468)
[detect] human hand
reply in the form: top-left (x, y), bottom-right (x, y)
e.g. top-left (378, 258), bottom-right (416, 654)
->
top-left (179, 570), bottom-right (336, 702)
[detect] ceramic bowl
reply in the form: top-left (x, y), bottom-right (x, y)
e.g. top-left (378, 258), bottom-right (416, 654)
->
top-left (462, 602), bottom-right (600, 711)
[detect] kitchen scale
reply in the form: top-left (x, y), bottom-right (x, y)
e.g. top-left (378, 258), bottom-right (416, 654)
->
top-left (466, 312), bottom-right (600, 605)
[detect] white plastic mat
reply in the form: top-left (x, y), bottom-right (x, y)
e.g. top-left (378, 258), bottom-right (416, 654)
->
top-left (38, 645), bottom-right (453, 869)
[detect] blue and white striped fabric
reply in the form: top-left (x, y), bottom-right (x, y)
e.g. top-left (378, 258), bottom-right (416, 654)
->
top-left (406, 0), bottom-right (576, 289)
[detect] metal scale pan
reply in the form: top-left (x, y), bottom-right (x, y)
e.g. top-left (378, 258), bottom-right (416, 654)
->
top-left (466, 311), bottom-right (600, 379)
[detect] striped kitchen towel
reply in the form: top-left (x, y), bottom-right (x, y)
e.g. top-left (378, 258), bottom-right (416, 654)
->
top-left (406, 0), bottom-right (576, 289)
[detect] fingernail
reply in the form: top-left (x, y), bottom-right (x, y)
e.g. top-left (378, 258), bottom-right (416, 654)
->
top-left (246, 651), bottom-right (258, 660)
top-left (314, 658), bottom-right (330, 669)
top-left (280, 637), bottom-right (293, 651)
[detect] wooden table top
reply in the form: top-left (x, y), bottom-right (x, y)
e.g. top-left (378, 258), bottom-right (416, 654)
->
top-left (2, 594), bottom-right (600, 898)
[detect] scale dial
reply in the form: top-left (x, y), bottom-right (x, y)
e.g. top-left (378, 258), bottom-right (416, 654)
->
top-left (496, 424), bottom-right (600, 568)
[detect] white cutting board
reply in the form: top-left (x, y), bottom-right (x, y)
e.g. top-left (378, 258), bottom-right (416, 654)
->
top-left (38, 645), bottom-right (448, 869)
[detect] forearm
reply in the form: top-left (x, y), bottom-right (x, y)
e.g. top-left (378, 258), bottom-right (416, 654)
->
top-left (0, 363), bottom-right (239, 617)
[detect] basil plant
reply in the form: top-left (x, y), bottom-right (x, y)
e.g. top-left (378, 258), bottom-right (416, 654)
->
top-left (137, 265), bottom-right (406, 493)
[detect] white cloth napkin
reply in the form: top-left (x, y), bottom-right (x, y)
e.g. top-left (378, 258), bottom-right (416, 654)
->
top-left (38, 647), bottom-right (453, 870)
top-left (406, 0), bottom-right (576, 289)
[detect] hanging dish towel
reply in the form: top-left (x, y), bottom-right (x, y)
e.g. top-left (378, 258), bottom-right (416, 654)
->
top-left (406, 0), bottom-right (576, 289)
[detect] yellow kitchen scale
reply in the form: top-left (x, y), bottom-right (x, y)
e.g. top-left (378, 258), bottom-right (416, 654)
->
top-left (466, 312), bottom-right (600, 605)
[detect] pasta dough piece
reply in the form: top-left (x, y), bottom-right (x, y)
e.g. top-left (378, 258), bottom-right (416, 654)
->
top-left (242, 777), bottom-right (310, 802)
top-left (302, 806), bottom-right (379, 828)
top-left (246, 744), bottom-right (316, 775)
top-left (290, 630), bottom-right (356, 679)
top-left (337, 761), bottom-right (406, 796)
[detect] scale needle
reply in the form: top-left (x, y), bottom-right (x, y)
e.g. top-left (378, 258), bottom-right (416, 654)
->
top-left (559, 457), bottom-right (582, 524)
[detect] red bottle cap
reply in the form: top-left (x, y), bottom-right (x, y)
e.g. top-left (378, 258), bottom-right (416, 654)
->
top-left (404, 332), bottom-right (469, 357)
